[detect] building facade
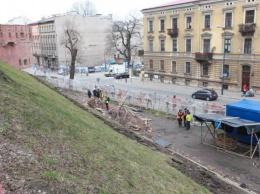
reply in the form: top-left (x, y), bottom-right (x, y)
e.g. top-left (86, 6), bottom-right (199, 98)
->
top-left (141, 0), bottom-right (260, 92)
top-left (0, 24), bottom-right (33, 69)
top-left (30, 13), bottom-right (113, 69)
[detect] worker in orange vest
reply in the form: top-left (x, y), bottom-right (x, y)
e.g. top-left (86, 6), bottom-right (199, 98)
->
top-left (176, 109), bottom-right (183, 127)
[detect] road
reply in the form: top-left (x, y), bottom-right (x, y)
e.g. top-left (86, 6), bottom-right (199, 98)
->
top-left (75, 72), bottom-right (251, 106)
top-left (23, 68), bottom-right (260, 106)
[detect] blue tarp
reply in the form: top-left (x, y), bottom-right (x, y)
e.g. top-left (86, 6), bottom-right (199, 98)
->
top-left (226, 99), bottom-right (260, 122)
top-left (109, 60), bottom-right (116, 64)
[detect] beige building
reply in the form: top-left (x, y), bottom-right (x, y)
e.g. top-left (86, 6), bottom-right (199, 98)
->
top-left (30, 12), bottom-right (113, 69)
top-left (141, 0), bottom-right (260, 92)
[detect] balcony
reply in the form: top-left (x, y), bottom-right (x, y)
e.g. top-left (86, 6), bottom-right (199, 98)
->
top-left (195, 52), bottom-right (213, 63)
top-left (167, 28), bottom-right (178, 38)
top-left (238, 23), bottom-right (255, 36)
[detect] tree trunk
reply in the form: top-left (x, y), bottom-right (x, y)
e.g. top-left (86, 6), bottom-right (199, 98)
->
top-left (69, 49), bottom-right (78, 79)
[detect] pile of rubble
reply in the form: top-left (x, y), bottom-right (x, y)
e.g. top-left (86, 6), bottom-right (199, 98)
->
top-left (87, 97), bottom-right (152, 132)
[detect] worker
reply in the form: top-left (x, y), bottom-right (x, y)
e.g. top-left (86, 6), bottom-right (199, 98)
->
top-left (99, 90), bottom-right (104, 100)
top-left (183, 108), bottom-right (188, 128)
top-left (105, 96), bottom-right (110, 111)
top-left (93, 88), bottom-right (97, 98)
top-left (87, 89), bottom-right (92, 98)
top-left (176, 109), bottom-right (183, 127)
top-left (186, 111), bottom-right (192, 130)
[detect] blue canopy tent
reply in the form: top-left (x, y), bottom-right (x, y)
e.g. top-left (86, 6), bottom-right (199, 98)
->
top-left (226, 99), bottom-right (260, 122)
top-left (194, 113), bottom-right (260, 158)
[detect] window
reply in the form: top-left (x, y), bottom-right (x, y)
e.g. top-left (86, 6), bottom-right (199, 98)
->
top-left (160, 39), bottom-right (165, 52)
top-left (203, 39), bottom-right (210, 53)
top-left (185, 62), bottom-right (191, 74)
top-left (244, 38), bottom-right (252, 54)
top-left (245, 10), bottom-right (255, 23)
top-left (20, 32), bottom-right (25, 39)
top-left (160, 19), bottom-right (165, 31)
top-left (224, 38), bottom-right (231, 53)
top-left (160, 60), bottom-right (164, 71)
top-left (225, 12), bottom-right (232, 27)
top-left (9, 32), bottom-right (11, 38)
top-left (172, 39), bottom-right (177, 52)
top-left (222, 64), bottom-right (229, 77)
top-left (171, 61), bottom-right (177, 73)
top-left (149, 60), bottom-right (153, 69)
top-left (149, 20), bottom-right (153, 32)
top-left (186, 16), bottom-right (192, 29)
top-left (185, 79), bottom-right (191, 85)
top-left (172, 18), bottom-right (178, 29)
top-left (186, 39), bottom-right (191, 52)
top-left (202, 63), bottom-right (209, 75)
top-left (203, 82), bottom-right (208, 87)
top-left (149, 39), bottom-right (153, 52)
top-left (172, 78), bottom-right (176, 84)
top-left (204, 14), bottom-right (211, 28)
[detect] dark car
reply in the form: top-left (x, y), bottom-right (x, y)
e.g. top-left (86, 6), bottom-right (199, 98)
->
top-left (191, 89), bottom-right (218, 101)
top-left (114, 73), bottom-right (130, 79)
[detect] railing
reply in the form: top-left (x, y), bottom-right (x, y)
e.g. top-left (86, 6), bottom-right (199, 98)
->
top-left (167, 28), bottom-right (178, 38)
top-left (238, 23), bottom-right (255, 36)
top-left (195, 52), bottom-right (213, 62)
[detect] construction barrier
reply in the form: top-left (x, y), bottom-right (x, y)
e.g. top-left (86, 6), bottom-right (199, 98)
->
top-left (45, 76), bottom-right (226, 116)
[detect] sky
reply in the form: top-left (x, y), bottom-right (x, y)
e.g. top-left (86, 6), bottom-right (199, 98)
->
top-left (0, 0), bottom-right (173, 24)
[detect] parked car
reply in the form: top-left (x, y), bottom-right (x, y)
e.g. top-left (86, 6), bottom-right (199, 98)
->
top-left (191, 89), bottom-right (218, 101)
top-left (114, 73), bottom-right (130, 79)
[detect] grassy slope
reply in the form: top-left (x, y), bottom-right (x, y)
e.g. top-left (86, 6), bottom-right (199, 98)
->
top-left (0, 62), bottom-right (209, 194)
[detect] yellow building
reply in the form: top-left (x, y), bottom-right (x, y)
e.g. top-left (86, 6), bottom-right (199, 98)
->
top-left (141, 0), bottom-right (260, 93)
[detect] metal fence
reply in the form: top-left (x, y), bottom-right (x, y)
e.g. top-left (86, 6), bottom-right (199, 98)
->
top-left (44, 76), bottom-right (226, 117)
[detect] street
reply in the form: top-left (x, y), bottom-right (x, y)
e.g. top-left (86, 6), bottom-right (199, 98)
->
top-left (73, 71), bottom-right (260, 106)
top-left (24, 68), bottom-right (260, 107)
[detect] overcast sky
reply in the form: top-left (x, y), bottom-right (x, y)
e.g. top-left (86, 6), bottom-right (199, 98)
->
top-left (0, 0), bottom-right (172, 23)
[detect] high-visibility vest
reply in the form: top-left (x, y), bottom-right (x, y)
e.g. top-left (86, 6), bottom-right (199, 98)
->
top-left (186, 114), bottom-right (192, 121)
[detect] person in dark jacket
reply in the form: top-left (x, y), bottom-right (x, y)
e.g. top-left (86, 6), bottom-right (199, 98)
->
top-left (93, 88), bottom-right (97, 97)
top-left (183, 108), bottom-right (188, 128)
top-left (96, 89), bottom-right (100, 98)
top-left (87, 90), bottom-right (92, 98)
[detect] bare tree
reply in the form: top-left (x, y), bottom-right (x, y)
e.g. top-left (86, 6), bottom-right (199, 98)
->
top-left (106, 15), bottom-right (143, 81)
top-left (60, 19), bottom-right (82, 79)
top-left (71, 0), bottom-right (96, 16)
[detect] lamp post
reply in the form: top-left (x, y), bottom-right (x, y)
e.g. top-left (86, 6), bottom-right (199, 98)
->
top-left (217, 26), bottom-right (226, 95)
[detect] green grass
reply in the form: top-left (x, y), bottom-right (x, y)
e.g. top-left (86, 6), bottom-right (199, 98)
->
top-left (0, 62), bottom-right (210, 194)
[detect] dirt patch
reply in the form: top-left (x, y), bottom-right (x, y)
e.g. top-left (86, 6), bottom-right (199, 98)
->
top-left (57, 88), bottom-right (250, 194)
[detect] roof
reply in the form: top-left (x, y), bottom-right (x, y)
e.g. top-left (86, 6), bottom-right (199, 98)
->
top-left (194, 113), bottom-right (260, 134)
top-left (226, 99), bottom-right (260, 113)
top-left (142, 0), bottom-right (200, 11)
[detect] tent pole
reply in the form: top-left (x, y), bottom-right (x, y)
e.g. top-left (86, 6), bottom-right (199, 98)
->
top-left (201, 122), bottom-right (203, 144)
top-left (251, 131), bottom-right (260, 159)
top-left (250, 128), bottom-right (254, 158)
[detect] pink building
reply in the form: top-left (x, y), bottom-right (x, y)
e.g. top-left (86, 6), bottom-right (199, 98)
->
top-left (0, 24), bottom-right (33, 69)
